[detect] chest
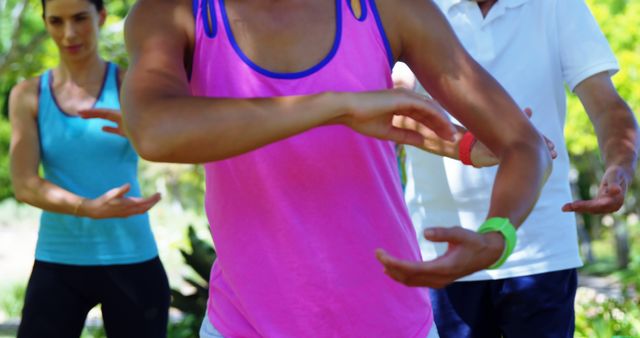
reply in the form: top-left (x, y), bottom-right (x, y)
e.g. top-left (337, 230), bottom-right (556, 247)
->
top-left (449, 5), bottom-right (560, 100)
top-left (222, 0), bottom-right (337, 73)
top-left (50, 82), bottom-right (104, 116)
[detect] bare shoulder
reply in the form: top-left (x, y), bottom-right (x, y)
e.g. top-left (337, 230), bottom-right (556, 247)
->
top-left (372, 0), bottom-right (449, 60)
top-left (126, 0), bottom-right (194, 36)
top-left (9, 77), bottom-right (40, 119)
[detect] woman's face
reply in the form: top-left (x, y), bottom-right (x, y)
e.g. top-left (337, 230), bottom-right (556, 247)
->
top-left (43, 0), bottom-right (105, 61)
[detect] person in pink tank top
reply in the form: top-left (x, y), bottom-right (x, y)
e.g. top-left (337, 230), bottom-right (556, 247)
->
top-left (121, 0), bottom-right (552, 336)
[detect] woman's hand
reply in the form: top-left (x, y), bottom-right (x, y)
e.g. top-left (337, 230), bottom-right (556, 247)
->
top-left (376, 227), bottom-right (505, 288)
top-left (79, 109), bottom-right (127, 138)
top-left (78, 183), bottom-right (161, 219)
top-left (341, 89), bottom-right (456, 146)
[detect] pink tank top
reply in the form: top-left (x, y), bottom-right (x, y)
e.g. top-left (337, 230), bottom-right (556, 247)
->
top-left (191, 0), bottom-right (432, 336)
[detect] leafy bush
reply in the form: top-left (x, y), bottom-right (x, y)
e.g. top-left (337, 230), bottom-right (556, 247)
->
top-left (0, 283), bottom-right (25, 319)
top-left (170, 224), bottom-right (217, 336)
top-left (0, 117), bottom-right (11, 201)
top-left (575, 286), bottom-right (640, 338)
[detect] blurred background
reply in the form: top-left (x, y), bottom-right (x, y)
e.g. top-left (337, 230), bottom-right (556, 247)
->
top-left (0, 0), bottom-right (638, 337)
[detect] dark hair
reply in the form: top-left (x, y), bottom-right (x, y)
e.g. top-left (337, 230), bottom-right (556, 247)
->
top-left (41, 0), bottom-right (104, 16)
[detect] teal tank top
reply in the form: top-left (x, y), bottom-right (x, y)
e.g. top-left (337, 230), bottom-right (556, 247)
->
top-left (36, 62), bottom-right (158, 265)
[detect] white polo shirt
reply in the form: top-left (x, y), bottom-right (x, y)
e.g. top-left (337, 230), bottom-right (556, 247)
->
top-left (406, 0), bottom-right (619, 280)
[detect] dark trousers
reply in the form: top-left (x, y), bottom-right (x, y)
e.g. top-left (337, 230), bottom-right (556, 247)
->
top-left (430, 269), bottom-right (577, 338)
top-left (17, 257), bottom-right (170, 338)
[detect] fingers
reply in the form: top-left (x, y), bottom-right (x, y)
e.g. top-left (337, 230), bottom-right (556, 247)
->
top-left (79, 109), bottom-right (122, 122)
top-left (423, 226), bottom-right (470, 244)
top-left (397, 91), bottom-right (455, 141)
top-left (123, 193), bottom-right (162, 215)
top-left (561, 192), bottom-right (624, 213)
top-left (544, 136), bottom-right (557, 159)
top-left (104, 183), bottom-right (131, 201)
top-left (388, 127), bottom-right (428, 147)
top-left (376, 249), bottom-right (453, 288)
top-left (563, 168), bottom-right (627, 214)
top-left (102, 126), bottom-right (125, 137)
top-left (566, 193), bottom-right (624, 213)
top-left (106, 192), bottom-right (162, 218)
top-left (414, 104), bottom-right (456, 142)
top-left (524, 107), bottom-right (533, 118)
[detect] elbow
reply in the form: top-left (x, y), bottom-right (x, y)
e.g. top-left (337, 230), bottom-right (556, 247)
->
top-left (504, 132), bottom-right (553, 180)
top-left (13, 189), bottom-right (27, 203)
top-left (129, 129), bottom-right (172, 162)
top-left (12, 182), bottom-right (32, 204)
top-left (124, 113), bottom-right (173, 162)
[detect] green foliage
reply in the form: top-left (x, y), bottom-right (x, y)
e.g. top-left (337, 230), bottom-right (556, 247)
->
top-left (139, 163), bottom-right (206, 213)
top-left (167, 314), bottom-right (202, 338)
top-left (170, 224), bottom-right (217, 336)
top-left (0, 283), bottom-right (26, 319)
top-left (0, 118), bottom-right (12, 200)
top-left (575, 287), bottom-right (640, 338)
top-left (80, 325), bottom-right (107, 338)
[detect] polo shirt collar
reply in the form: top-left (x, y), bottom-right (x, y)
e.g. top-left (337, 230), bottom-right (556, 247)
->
top-left (441, 0), bottom-right (531, 15)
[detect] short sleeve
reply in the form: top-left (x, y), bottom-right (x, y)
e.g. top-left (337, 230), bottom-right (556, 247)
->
top-left (555, 0), bottom-right (619, 91)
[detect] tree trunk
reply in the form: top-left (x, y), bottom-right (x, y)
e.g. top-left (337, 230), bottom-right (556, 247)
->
top-left (613, 218), bottom-right (630, 269)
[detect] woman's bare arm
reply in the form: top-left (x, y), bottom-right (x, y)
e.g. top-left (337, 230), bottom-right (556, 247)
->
top-left (121, 0), bottom-right (456, 164)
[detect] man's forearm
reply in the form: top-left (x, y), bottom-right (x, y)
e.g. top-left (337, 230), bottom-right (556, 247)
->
top-left (595, 101), bottom-right (639, 179)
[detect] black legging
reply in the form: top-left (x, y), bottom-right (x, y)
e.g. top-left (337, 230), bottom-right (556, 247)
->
top-left (17, 257), bottom-right (170, 338)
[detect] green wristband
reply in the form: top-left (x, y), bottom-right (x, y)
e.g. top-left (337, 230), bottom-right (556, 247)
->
top-left (477, 217), bottom-right (517, 269)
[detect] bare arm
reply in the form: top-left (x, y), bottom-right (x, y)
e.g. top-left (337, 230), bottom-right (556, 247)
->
top-left (121, 0), bottom-right (456, 164)
top-left (392, 59), bottom-right (556, 167)
top-left (562, 72), bottom-right (639, 213)
top-left (391, 0), bottom-right (550, 227)
top-left (9, 80), bottom-right (160, 219)
top-left (376, 0), bottom-right (552, 286)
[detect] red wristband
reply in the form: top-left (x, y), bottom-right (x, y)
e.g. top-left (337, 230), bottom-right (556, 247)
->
top-left (459, 131), bottom-right (477, 166)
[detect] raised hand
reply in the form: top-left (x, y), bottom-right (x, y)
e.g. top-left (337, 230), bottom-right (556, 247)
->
top-left (79, 108), bottom-right (126, 137)
top-left (471, 108), bottom-right (557, 167)
top-left (342, 88), bottom-right (456, 146)
top-left (562, 165), bottom-right (628, 214)
top-left (376, 227), bottom-right (504, 288)
top-left (78, 183), bottom-right (161, 219)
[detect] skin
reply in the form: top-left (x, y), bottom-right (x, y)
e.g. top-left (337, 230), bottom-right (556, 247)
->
top-left (470, 0), bottom-right (638, 213)
top-left (122, 0), bottom-right (552, 287)
top-left (9, 0), bottom-right (160, 219)
top-left (380, 0), bottom-right (639, 288)
top-left (391, 67), bottom-right (557, 167)
top-left (562, 72), bottom-right (639, 214)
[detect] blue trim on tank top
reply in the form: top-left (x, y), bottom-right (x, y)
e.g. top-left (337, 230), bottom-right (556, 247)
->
top-left (192, 0), bottom-right (199, 20)
top-left (48, 62), bottom-right (111, 118)
top-left (219, 0), bottom-right (343, 80)
top-left (37, 75), bottom-right (44, 155)
top-left (347, 0), bottom-right (368, 22)
top-left (367, 0), bottom-right (393, 67)
top-left (202, 0), bottom-right (217, 38)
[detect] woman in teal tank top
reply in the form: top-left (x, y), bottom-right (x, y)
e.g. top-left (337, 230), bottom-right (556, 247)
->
top-left (8, 0), bottom-right (170, 336)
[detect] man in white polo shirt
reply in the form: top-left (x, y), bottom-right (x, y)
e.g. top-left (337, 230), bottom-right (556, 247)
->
top-left (382, 0), bottom-right (639, 337)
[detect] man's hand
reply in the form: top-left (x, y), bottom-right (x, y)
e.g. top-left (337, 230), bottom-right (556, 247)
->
top-left (376, 227), bottom-right (504, 288)
top-left (562, 165), bottom-right (629, 214)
